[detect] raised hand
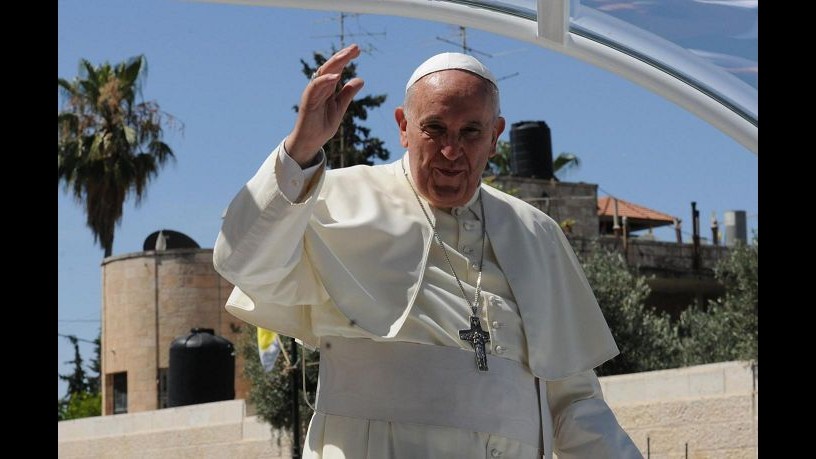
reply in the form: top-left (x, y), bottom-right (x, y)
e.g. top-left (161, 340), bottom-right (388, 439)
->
top-left (284, 44), bottom-right (365, 167)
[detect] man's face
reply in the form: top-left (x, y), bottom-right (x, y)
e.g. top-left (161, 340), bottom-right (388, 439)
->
top-left (395, 70), bottom-right (505, 209)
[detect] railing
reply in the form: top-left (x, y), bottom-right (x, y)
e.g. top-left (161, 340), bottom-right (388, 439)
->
top-left (569, 236), bottom-right (729, 276)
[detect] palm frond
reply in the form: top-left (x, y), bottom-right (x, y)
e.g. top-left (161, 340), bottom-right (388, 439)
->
top-left (58, 56), bottom-right (181, 257)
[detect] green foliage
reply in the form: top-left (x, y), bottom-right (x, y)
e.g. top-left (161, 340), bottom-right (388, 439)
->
top-left (88, 335), bottom-right (101, 394)
top-left (58, 392), bottom-right (102, 421)
top-left (59, 335), bottom-right (90, 395)
top-left (579, 244), bottom-right (681, 376)
top-left (486, 140), bottom-right (512, 176)
top-left (552, 152), bottom-right (581, 178)
top-left (560, 218), bottom-right (577, 235)
top-left (238, 325), bottom-right (319, 445)
top-left (298, 49), bottom-right (390, 169)
top-left (577, 235), bottom-right (758, 376)
top-left (58, 331), bottom-right (102, 421)
top-left (676, 235), bottom-right (758, 366)
top-left (58, 55), bottom-right (181, 257)
top-left (486, 140), bottom-right (581, 180)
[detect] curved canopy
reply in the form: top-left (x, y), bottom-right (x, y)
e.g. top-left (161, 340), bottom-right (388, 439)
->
top-left (209, 0), bottom-right (758, 154)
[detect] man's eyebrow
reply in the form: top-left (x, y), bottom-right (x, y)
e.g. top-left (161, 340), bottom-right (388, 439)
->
top-left (418, 117), bottom-right (485, 126)
top-left (418, 116), bottom-right (443, 124)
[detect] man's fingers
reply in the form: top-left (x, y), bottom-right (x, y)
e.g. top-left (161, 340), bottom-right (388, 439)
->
top-left (301, 73), bottom-right (341, 110)
top-left (336, 78), bottom-right (365, 112)
top-left (315, 44), bottom-right (361, 79)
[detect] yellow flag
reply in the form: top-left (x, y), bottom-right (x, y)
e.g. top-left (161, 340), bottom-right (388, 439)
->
top-left (257, 328), bottom-right (281, 373)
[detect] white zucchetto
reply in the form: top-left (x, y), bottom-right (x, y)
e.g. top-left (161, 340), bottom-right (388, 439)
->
top-left (405, 52), bottom-right (498, 93)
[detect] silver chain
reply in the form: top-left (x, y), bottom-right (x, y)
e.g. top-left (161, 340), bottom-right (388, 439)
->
top-left (401, 157), bottom-right (487, 317)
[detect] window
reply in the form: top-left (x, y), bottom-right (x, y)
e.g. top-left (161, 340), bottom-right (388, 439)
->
top-left (157, 368), bottom-right (169, 409)
top-left (113, 372), bottom-right (127, 414)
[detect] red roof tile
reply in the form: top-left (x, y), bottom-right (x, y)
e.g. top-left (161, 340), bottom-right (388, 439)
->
top-left (597, 196), bottom-right (677, 225)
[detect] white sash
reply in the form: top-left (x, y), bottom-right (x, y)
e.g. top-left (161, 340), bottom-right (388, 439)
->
top-left (314, 337), bottom-right (553, 456)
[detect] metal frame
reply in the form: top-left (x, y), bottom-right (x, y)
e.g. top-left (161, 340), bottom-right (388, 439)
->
top-left (201, 0), bottom-right (758, 154)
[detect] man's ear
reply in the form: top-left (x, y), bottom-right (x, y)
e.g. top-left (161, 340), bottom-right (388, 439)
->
top-left (490, 117), bottom-right (506, 157)
top-left (395, 107), bottom-right (409, 148)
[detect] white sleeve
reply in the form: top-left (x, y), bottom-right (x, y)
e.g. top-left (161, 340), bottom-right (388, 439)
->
top-left (277, 141), bottom-right (325, 202)
top-left (212, 138), bottom-right (329, 308)
top-left (547, 370), bottom-right (643, 458)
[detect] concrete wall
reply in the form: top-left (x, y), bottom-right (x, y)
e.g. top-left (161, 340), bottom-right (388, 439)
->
top-left (59, 361), bottom-right (757, 458)
top-left (58, 399), bottom-right (292, 458)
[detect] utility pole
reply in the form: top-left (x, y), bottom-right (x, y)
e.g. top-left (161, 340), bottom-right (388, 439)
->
top-left (313, 12), bottom-right (385, 169)
top-left (691, 202), bottom-right (700, 270)
top-left (437, 26), bottom-right (492, 58)
top-left (290, 337), bottom-right (301, 459)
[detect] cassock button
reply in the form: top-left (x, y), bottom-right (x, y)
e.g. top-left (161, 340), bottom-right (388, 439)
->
top-left (463, 221), bottom-right (476, 231)
top-left (491, 320), bottom-right (501, 329)
top-left (490, 448), bottom-right (503, 458)
top-left (494, 345), bottom-right (505, 355)
top-left (471, 262), bottom-right (479, 270)
top-left (462, 246), bottom-right (474, 254)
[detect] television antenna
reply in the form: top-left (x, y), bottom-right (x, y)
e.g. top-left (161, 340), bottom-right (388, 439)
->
top-left (435, 26), bottom-right (521, 82)
top-left (311, 12), bottom-right (386, 169)
top-left (313, 12), bottom-right (386, 54)
top-left (436, 26), bottom-right (492, 58)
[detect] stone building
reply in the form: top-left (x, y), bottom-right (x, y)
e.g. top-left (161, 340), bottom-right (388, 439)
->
top-left (492, 120), bottom-right (745, 318)
top-left (100, 230), bottom-right (248, 416)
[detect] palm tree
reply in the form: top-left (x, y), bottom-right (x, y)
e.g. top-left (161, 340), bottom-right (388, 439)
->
top-left (552, 151), bottom-right (581, 178)
top-left (58, 55), bottom-right (179, 257)
top-left (488, 140), bottom-right (581, 179)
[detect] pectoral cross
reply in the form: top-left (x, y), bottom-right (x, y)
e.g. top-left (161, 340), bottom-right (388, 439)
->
top-left (459, 315), bottom-right (491, 371)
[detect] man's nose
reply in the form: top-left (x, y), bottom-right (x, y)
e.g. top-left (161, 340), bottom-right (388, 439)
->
top-left (439, 133), bottom-right (463, 160)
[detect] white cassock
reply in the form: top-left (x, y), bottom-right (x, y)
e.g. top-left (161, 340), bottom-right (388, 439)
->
top-left (213, 139), bottom-right (643, 459)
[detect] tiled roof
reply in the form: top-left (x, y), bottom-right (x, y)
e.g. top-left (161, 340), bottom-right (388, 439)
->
top-left (597, 196), bottom-right (677, 225)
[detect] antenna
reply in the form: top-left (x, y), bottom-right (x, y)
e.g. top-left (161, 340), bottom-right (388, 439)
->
top-left (312, 12), bottom-right (386, 55)
top-left (436, 26), bottom-right (493, 58)
top-left (435, 25), bottom-right (521, 82)
top-left (310, 12), bottom-right (387, 169)
top-left (497, 72), bottom-right (520, 82)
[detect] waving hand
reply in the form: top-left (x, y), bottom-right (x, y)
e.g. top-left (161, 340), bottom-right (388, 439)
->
top-left (284, 44), bottom-right (364, 167)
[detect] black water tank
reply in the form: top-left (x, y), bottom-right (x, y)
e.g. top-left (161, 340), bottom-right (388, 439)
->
top-left (143, 229), bottom-right (201, 251)
top-left (510, 121), bottom-right (554, 179)
top-left (168, 328), bottom-right (235, 407)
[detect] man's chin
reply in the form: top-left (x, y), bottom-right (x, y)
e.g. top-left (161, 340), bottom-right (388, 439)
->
top-left (427, 186), bottom-right (467, 208)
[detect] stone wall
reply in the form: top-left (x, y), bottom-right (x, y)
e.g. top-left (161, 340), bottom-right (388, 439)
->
top-left (600, 361), bottom-right (757, 458)
top-left (489, 177), bottom-right (599, 239)
top-left (59, 361), bottom-right (758, 458)
top-left (569, 237), bottom-right (729, 317)
top-left (569, 237), bottom-right (729, 276)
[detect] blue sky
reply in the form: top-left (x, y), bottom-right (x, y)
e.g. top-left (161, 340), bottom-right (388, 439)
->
top-left (57, 0), bottom-right (758, 398)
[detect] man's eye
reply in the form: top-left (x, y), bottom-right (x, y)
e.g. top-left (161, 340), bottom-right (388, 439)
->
top-left (422, 125), bottom-right (445, 137)
top-left (461, 128), bottom-right (482, 140)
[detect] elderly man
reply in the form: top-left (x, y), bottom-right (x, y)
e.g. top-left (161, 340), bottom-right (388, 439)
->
top-left (214, 44), bottom-right (642, 458)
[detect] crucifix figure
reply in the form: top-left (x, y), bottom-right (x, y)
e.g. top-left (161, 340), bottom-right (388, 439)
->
top-left (459, 315), bottom-right (491, 371)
